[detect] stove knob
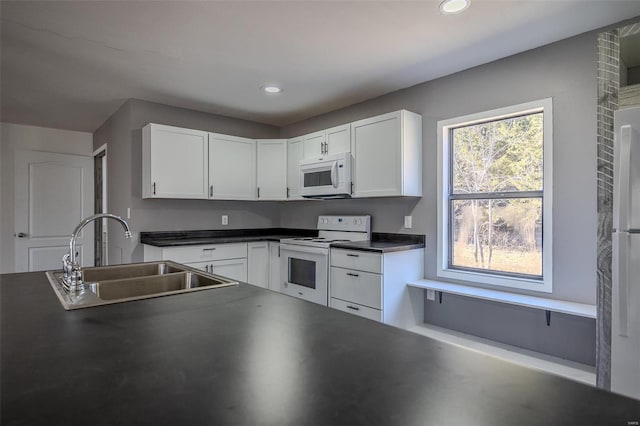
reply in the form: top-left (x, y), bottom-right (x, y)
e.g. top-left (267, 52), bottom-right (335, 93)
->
top-left (357, 219), bottom-right (363, 225)
top-left (352, 219), bottom-right (357, 225)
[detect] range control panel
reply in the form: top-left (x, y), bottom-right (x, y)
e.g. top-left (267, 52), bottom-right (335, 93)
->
top-left (317, 215), bottom-right (371, 232)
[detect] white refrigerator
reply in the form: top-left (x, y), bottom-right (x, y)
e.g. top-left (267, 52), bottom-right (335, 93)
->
top-left (611, 105), bottom-right (640, 399)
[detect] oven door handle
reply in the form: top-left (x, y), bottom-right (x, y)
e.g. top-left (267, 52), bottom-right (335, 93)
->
top-left (280, 243), bottom-right (329, 256)
top-left (331, 161), bottom-right (339, 188)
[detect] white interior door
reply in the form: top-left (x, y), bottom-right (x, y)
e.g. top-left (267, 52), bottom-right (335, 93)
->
top-left (14, 150), bottom-right (94, 272)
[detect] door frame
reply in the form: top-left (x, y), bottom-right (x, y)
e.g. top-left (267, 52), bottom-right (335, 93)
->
top-left (94, 144), bottom-right (108, 266)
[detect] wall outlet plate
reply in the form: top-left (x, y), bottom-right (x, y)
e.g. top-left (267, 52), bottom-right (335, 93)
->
top-left (222, 215), bottom-right (228, 225)
top-left (404, 215), bottom-right (412, 228)
top-left (427, 289), bottom-right (436, 301)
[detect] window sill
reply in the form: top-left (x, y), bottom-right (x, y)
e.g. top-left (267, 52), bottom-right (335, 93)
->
top-left (407, 279), bottom-right (596, 319)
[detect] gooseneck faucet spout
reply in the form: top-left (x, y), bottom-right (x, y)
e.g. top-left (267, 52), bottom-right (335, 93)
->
top-left (62, 213), bottom-right (132, 292)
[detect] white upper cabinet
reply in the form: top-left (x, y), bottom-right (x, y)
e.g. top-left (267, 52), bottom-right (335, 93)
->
top-left (287, 137), bottom-right (304, 200)
top-left (142, 110), bottom-right (421, 201)
top-left (142, 124), bottom-right (209, 199)
top-left (302, 130), bottom-right (326, 159)
top-left (256, 139), bottom-right (287, 200)
top-left (301, 125), bottom-right (351, 159)
top-left (209, 133), bottom-right (256, 200)
top-left (326, 123), bottom-right (351, 155)
top-left (351, 110), bottom-right (422, 198)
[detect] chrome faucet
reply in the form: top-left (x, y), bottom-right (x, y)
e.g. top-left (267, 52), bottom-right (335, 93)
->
top-left (62, 213), bottom-right (132, 292)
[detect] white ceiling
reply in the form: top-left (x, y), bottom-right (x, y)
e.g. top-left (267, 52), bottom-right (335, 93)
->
top-left (1, 1), bottom-right (639, 132)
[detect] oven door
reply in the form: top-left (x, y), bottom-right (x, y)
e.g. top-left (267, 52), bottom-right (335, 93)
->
top-left (280, 244), bottom-right (328, 306)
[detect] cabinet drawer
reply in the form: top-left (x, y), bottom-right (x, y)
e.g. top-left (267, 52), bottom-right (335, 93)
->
top-left (161, 243), bottom-right (247, 263)
top-left (330, 249), bottom-right (382, 273)
top-left (330, 267), bottom-right (382, 309)
top-left (330, 298), bottom-right (382, 322)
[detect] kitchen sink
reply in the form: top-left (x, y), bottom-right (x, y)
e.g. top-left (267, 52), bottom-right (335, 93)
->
top-left (81, 262), bottom-right (183, 282)
top-left (46, 261), bottom-right (238, 310)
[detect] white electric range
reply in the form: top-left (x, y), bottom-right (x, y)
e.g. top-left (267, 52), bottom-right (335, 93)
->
top-left (280, 215), bottom-right (371, 305)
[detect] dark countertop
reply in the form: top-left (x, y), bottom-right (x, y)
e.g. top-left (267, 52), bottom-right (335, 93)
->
top-left (2, 271), bottom-right (638, 425)
top-left (141, 229), bottom-right (425, 252)
top-left (140, 228), bottom-right (317, 247)
top-left (331, 232), bottom-right (425, 253)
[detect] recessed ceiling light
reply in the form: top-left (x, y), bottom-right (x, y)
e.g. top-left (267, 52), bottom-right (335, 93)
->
top-left (440, 0), bottom-right (470, 15)
top-left (262, 85), bottom-right (282, 94)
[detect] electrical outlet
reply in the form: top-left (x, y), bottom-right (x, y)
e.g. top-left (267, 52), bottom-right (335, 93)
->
top-left (427, 289), bottom-right (436, 301)
top-left (222, 215), bottom-right (228, 225)
top-left (404, 215), bottom-right (412, 229)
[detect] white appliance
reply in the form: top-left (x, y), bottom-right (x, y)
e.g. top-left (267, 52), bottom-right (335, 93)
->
top-left (299, 152), bottom-right (352, 199)
top-left (612, 105), bottom-right (640, 400)
top-left (280, 215), bottom-right (371, 305)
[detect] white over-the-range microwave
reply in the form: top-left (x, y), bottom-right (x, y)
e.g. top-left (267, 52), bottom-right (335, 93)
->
top-left (299, 152), bottom-right (352, 199)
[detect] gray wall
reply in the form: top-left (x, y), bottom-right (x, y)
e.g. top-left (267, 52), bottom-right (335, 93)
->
top-left (278, 31), bottom-right (599, 364)
top-left (423, 294), bottom-right (596, 365)
top-left (93, 99), bottom-right (281, 264)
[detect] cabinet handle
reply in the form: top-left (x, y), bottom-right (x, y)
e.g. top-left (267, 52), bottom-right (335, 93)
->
top-left (287, 187), bottom-right (290, 198)
top-left (202, 248), bottom-right (216, 252)
top-left (257, 187), bottom-right (260, 198)
top-left (347, 272), bottom-right (359, 277)
top-left (209, 185), bottom-right (213, 197)
top-left (351, 182), bottom-right (354, 195)
top-left (346, 253), bottom-right (359, 257)
top-left (278, 246), bottom-right (281, 257)
top-left (205, 264), bottom-right (209, 272)
top-left (153, 182), bottom-right (156, 195)
top-left (346, 305), bottom-right (360, 311)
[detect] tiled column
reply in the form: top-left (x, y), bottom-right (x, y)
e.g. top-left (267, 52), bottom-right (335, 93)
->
top-left (596, 30), bottom-right (618, 390)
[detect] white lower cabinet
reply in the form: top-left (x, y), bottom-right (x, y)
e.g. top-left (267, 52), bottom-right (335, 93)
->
top-left (208, 258), bottom-right (247, 282)
top-left (187, 259), bottom-right (248, 283)
top-left (330, 247), bottom-right (424, 327)
top-left (153, 243), bottom-right (249, 282)
top-left (143, 240), bottom-right (284, 289)
top-left (269, 242), bottom-right (281, 292)
top-left (330, 298), bottom-right (383, 322)
top-left (247, 242), bottom-right (270, 288)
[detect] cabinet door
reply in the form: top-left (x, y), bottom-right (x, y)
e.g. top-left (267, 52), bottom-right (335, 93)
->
top-left (209, 133), bottom-right (256, 200)
top-left (247, 242), bottom-right (270, 288)
top-left (269, 242), bottom-right (281, 292)
top-left (210, 258), bottom-right (248, 282)
top-left (143, 124), bottom-right (209, 199)
top-left (287, 137), bottom-right (304, 200)
top-left (256, 139), bottom-right (287, 200)
top-left (351, 112), bottom-right (401, 197)
top-left (326, 124), bottom-right (351, 155)
top-left (302, 130), bottom-right (326, 159)
top-left (185, 261), bottom-right (213, 273)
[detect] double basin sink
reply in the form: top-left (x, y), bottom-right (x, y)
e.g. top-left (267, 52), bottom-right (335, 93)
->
top-left (46, 261), bottom-right (238, 310)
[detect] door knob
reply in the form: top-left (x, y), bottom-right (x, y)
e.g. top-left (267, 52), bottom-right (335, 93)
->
top-left (16, 232), bottom-right (28, 238)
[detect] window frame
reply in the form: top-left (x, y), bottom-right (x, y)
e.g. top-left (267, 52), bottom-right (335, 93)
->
top-left (436, 98), bottom-right (553, 293)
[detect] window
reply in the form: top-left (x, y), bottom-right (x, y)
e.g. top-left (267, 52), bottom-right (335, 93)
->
top-left (437, 99), bottom-right (553, 292)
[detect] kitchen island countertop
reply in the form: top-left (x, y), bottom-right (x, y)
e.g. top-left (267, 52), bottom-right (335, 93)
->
top-left (1, 271), bottom-right (638, 425)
